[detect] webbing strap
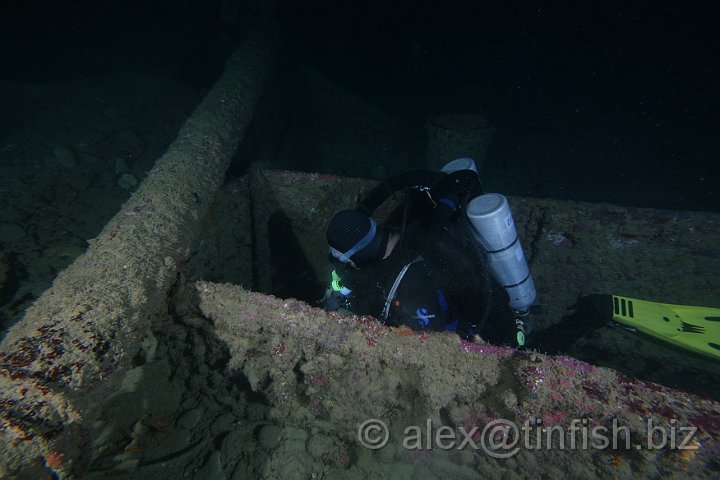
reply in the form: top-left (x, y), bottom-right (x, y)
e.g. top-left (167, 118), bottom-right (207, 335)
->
top-left (382, 255), bottom-right (423, 321)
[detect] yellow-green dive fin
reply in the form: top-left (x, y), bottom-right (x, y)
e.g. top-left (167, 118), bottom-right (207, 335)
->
top-left (611, 295), bottom-right (720, 361)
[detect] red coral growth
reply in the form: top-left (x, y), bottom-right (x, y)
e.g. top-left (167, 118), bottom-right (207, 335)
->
top-left (517, 365), bottom-right (545, 391)
top-left (554, 355), bottom-right (595, 374)
top-left (44, 450), bottom-right (64, 470)
top-left (71, 338), bottom-right (89, 352)
top-left (542, 410), bottom-right (568, 426)
top-left (581, 380), bottom-right (608, 402)
top-left (356, 316), bottom-right (385, 347)
top-left (308, 398), bottom-right (324, 415)
top-left (364, 335), bottom-right (379, 348)
top-left (463, 408), bottom-right (495, 440)
top-left (310, 375), bottom-right (327, 387)
top-left (272, 342), bottom-right (286, 355)
top-left (549, 391), bottom-right (564, 402)
top-left (0, 323), bottom-right (75, 385)
top-left (1, 347), bottom-right (36, 370)
top-left (689, 411), bottom-right (720, 436)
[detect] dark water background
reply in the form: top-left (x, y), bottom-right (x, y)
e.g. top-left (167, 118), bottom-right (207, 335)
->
top-left (275, 0), bottom-right (720, 212)
top-left (2, 0), bottom-right (718, 212)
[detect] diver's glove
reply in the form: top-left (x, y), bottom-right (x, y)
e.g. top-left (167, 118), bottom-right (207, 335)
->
top-left (323, 288), bottom-right (351, 312)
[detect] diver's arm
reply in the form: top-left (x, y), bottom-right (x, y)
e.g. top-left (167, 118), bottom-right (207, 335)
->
top-left (358, 169), bottom-right (446, 216)
top-left (429, 169), bottom-right (483, 206)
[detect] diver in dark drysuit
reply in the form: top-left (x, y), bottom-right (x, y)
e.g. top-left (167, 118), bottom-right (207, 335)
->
top-left (322, 169), bottom-right (517, 344)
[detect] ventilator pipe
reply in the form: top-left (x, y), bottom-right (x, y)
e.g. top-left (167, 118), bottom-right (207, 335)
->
top-left (466, 193), bottom-right (536, 313)
top-left (0, 22), bottom-right (278, 478)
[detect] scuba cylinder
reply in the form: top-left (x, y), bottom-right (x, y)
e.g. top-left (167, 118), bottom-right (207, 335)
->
top-left (438, 158), bottom-right (536, 346)
top-left (465, 193), bottom-right (537, 314)
top-left (441, 157), bottom-right (478, 175)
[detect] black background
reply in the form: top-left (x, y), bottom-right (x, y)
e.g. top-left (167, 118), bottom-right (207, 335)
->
top-left (2, 0), bottom-right (718, 211)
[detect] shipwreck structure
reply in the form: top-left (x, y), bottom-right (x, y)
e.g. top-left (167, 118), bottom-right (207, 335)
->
top-left (1, 18), bottom-right (719, 480)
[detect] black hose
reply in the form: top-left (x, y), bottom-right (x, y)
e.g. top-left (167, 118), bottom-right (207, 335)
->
top-left (398, 188), bottom-right (413, 252)
top-left (460, 212), bottom-right (493, 333)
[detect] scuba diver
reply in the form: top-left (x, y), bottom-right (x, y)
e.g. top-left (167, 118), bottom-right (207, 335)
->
top-left (322, 158), bottom-right (720, 359)
top-left (322, 158), bottom-right (537, 347)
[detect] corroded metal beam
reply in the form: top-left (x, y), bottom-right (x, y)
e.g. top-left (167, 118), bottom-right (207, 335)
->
top-left (0, 25), bottom-right (277, 478)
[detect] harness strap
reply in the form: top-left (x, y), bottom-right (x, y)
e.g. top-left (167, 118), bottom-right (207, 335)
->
top-left (382, 255), bottom-right (424, 321)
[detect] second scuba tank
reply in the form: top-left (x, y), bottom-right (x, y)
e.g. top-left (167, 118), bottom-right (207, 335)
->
top-left (440, 157), bottom-right (478, 175)
top-left (466, 193), bottom-right (536, 313)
